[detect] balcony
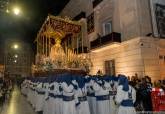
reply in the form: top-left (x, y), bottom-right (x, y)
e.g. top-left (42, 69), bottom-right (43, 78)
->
top-left (73, 12), bottom-right (86, 21)
top-left (92, 0), bottom-right (103, 8)
top-left (90, 32), bottom-right (121, 50)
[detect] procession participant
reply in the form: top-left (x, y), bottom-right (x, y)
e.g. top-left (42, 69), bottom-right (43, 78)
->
top-left (26, 80), bottom-right (30, 101)
top-left (109, 76), bottom-right (118, 114)
top-left (29, 79), bottom-right (33, 105)
top-left (71, 75), bottom-right (80, 112)
top-left (32, 79), bottom-right (36, 109)
top-left (101, 75), bottom-right (117, 114)
top-left (24, 79), bottom-right (29, 96)
top-left (93, 76), bottom-right (110, 114)
top-left (32, 79), bottom-right (38, 109)
top-left (43, 78), bottom-right (50, 114)
top-left (27, 79), bottom-right (33, 103)
top-left (24, 78), bottom-right (30, 96)
top-left (61, 74), bottom-right (76, 114)
top-left (86, 76), bottom-right (96, 114)
top-left (21, 79), bottom-right (28, 95)
top-left (35, 79), bottom-right (45, 114)
top-left (54, 75), bottom-right (63, 114)
top-left (74, 76), bottom-right (90, 114)
top-left (31, 79), bottom-right (36, 107)
top-left (102, 76), bottom-right (117, 114)
top-left (115, 75), bottom-right (136, 114)
top-left (48, 75), bottom-right (63, 114)
top-left (47, 77), bottom-right (57, 114)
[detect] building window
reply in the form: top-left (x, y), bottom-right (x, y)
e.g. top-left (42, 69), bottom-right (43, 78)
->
top-left (155, 4), bottom-right (165, 38)
top-left (103, 21), bottom-right (112, 36)
top-left (87, 12), bottom-right (95, 34)
top-left (105, 60), bottom-right (115, 75)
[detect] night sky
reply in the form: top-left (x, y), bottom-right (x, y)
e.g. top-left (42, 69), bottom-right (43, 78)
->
top-left (0, 0), bottom-right (69, 58)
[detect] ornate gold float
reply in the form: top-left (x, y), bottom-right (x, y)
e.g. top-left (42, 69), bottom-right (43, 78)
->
top-left (33, 14), bottom-right (92, 76)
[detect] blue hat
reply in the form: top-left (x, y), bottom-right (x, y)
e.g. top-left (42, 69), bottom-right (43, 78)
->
top-left (76, 76), bottom-right (85, 88)
top-left (43, 77), bottom-right (49, 83)
top-left (56, 75), bottom-right (62, 83)
top-left (61, 73), bottom-right (73, 85)
top-left (85, 76), bottom-right (91, 83)
top-left (118, 75), bottom-right (129, 91)
top-left (93, 76), bottom-right (103, 86)
top-left (50, 75), bottom-right (57, 83)
top-left (102, 75), bottom-right (112, 82)
top-left (110, 75), bottom-right (118, 82)
top-left (88, 76), bottom-right (98, 83)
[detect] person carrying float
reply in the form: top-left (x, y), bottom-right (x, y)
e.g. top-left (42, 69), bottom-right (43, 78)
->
top-left (115, 75), bottom-right (136, 114)
top-left (109, 76), bottom-right (118, 114)
top-left (86, 76), bottom-right (97, 114)
top-left (35, 78), bottom-right (45, 113)
top-left (43, 78), bottom-right (50, 114)
top-left (61, 74), bottom-right (77, 114)
top-left (93, 76), bottom-right (110, 114)
top-left (47, 76), bottom-right (57, 114)
top-left (74, 76), bottom-right (90, 114)
top-left (53, 75), bottom-right (63, 114)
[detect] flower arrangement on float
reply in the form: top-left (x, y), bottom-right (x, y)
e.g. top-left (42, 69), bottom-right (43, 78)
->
top-left (33, 52), bottom-right (92, 74)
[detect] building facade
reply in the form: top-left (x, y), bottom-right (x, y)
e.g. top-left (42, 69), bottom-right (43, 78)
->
top-left (4, 40), bottom-right (33, 77)
top-left (60, 0), bottom-right (165, 80)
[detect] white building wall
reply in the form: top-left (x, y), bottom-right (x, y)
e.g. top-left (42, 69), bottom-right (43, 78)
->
top-left (159, 39), bottom-right (165, 79)
top-left (60, 0), bottom-right (165, 80)
top-left (91, 37), bottom-right (164, 81)
top-left (140, 38), bottom-right (160, 81)
top-left (91, 37), bottom-right (144, 77)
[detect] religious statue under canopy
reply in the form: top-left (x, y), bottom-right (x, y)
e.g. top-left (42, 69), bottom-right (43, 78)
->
top-left (34, 16), bottom-right (93, 72)
top-left (50, 30), bottom-right (67, 68)
top-left (43, 26), bottom-right (67, 68)
top-left (49, 30), bottom-right (66, 61)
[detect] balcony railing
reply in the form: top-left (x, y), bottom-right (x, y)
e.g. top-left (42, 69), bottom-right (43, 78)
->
top-left (90, 32), bottom-right (121, 49)
top-left (92, 0), bottom-right (103, 8)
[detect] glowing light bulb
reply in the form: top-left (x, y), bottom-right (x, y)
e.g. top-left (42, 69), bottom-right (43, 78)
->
top-left (14, 44), bottom-right (18, 49)
top-left (14, 54), bottom-right (18, 58)
top-left (14, 60), bottom-right (17, 63)
top-left (6, 9), bottom-right (9, 13)
top-left (13, 7), bottom-right (20, 15)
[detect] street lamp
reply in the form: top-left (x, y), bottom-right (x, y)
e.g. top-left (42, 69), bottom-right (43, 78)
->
top-left (14, 54), bottom-right (18, 58)
top-left (6, 9), bottom-right (10, 13)
top-left (14, 60), bottom-right (17, 63)
top-left (13, 7), bottom-right (20, 15)
top-left (13, 44), bottom-right (19, 49)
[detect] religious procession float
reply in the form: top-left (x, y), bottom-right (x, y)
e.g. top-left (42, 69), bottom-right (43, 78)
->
top-left (32, 14), bottom-right (92, 76)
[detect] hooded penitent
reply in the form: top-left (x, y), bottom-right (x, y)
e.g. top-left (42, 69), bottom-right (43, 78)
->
top-left (118, 75), bottom-right (129, 91)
